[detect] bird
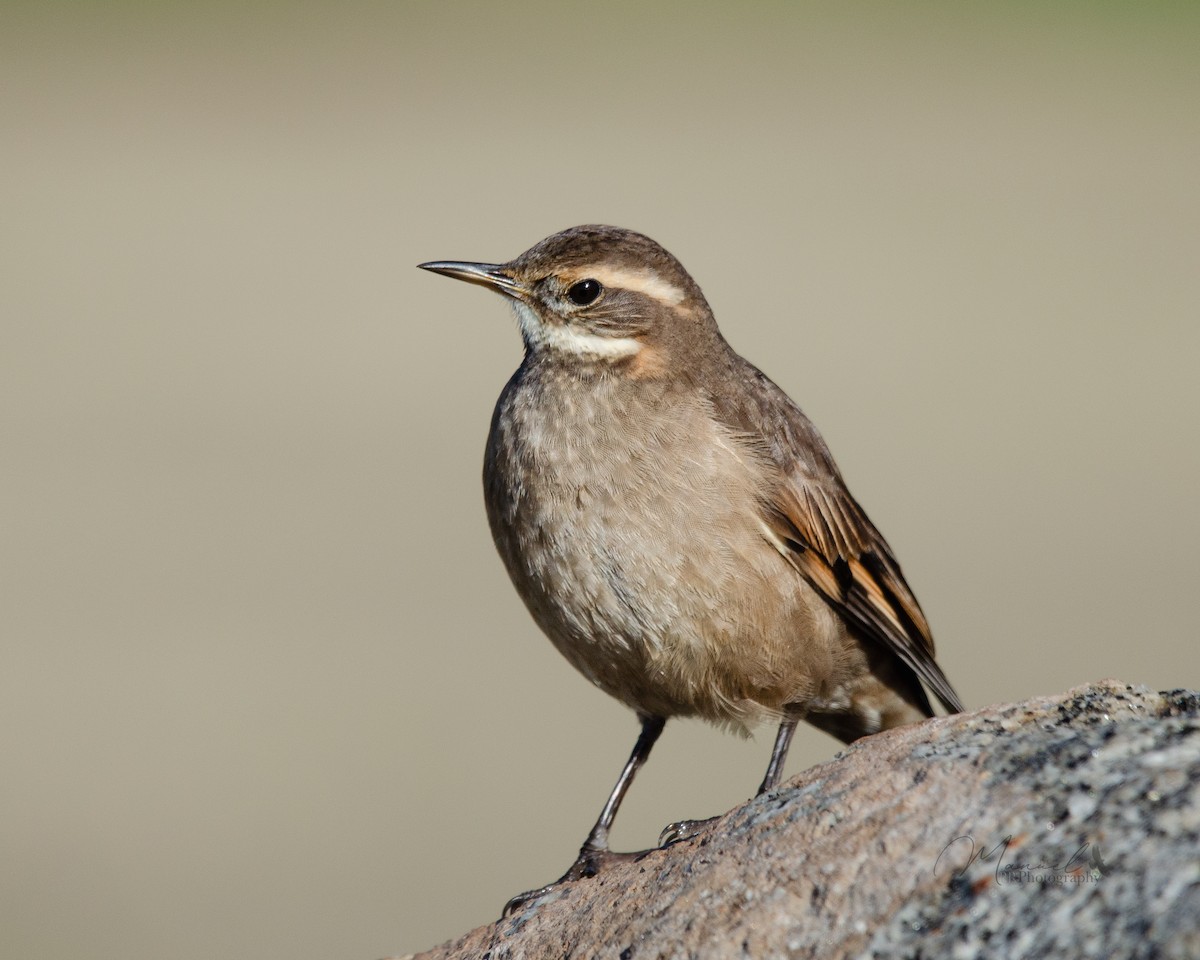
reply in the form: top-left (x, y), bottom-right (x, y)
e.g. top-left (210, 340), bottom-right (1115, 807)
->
top-left (418, 225), bottom-right (963, 914)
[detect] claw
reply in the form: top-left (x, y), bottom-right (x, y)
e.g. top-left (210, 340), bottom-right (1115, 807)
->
top-left (658, 816), bottom-right (718, 847)
top-left (501, 847), bottom-right (647, 917)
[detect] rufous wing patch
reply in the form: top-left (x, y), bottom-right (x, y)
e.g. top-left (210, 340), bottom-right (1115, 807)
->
top-left (762, 475), bottom-right (963, 715)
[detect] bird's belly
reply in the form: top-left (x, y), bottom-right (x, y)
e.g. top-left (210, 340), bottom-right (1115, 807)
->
top-left (485, 392), bottom-right (849, 731)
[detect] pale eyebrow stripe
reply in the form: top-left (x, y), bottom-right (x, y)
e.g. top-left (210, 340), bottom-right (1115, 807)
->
top-left (584, 266), bottom-right (686, 307)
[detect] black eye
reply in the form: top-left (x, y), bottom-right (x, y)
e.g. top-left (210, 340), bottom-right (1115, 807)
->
top-left (566, 279), bottom-right (603, 306)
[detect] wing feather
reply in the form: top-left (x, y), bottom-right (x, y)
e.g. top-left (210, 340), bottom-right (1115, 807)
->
top-left (710, 358), bottom-right (964, 715)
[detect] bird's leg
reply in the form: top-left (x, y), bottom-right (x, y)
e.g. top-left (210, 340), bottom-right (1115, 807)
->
top-left (501, 714), bottom-right (665, 917)
top-left (757, 717), bottom-right (798, 795)
top-left (660, 717), bottom-right (799, 847)
top-left (578, 713), bottom-right (665, 854)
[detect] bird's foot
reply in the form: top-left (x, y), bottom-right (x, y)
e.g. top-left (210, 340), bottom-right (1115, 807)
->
top-left (501, 846), bottom-right (647, 917)
top-left (658, 815), bottom-right (719, 847)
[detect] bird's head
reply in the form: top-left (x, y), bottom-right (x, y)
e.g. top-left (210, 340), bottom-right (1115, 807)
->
top-left (419, 225), bottom-right (720, 374)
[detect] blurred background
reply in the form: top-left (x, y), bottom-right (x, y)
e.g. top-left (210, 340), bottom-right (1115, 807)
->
top-left (2, 1), bottom-right (1197, 957)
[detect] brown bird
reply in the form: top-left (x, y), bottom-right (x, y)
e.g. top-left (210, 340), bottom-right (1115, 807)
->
top-left (419, 225), bottom-right (963, 914)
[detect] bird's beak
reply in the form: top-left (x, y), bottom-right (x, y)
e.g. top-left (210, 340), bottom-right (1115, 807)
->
top-left (418, 261), bottom-right (530, 300)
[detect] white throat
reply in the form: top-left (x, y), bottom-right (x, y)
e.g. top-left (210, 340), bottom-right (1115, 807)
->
top-left (511, 301), bottom-right (642, 360)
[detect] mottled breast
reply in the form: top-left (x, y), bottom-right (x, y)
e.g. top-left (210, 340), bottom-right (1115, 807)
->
top-left (483, 360), bottom-right (847, 730)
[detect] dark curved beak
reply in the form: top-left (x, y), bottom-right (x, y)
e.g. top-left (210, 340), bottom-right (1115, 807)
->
top-left (418, 260), bottom-right (529, 300)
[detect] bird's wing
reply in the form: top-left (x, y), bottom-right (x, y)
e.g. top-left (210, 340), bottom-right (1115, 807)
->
top-left (764, 471), bottom-right (963, 714)
top-left (710, 360), bottom-right (964, 715)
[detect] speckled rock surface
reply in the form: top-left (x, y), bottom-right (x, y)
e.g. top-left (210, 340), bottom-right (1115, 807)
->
top-left (404, 681), bottom-right (1199, 960)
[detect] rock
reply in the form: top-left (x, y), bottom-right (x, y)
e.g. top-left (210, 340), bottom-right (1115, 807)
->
top-left (403, 681), bottom-right (1200, 960)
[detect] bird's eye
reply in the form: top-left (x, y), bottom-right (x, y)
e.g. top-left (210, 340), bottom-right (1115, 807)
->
top-left (566, 279), bottom-right (603, 306)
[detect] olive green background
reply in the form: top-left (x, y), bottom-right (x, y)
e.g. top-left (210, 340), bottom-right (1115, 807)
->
top-left (3, 2), bottom-right (1197, 957)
